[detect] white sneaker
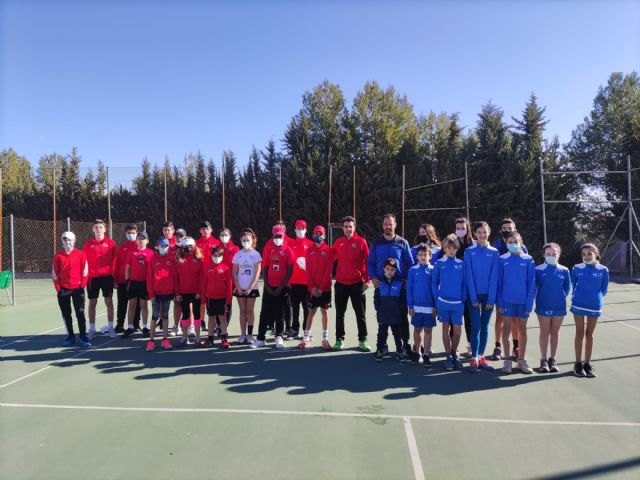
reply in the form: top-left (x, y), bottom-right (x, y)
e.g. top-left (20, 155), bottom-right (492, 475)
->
top-left (275, 336), bottom-right (284, 349)
top-left (188, 326), bottom-right (195, 337)
top-left (169, 327), bottom-right (177, 337)
top-left (87, 330), bottom-right (96, 340)
top-left (108, 326), bottom-right (117, 338)
top-left (176, 326), bottom-right (183, 336)
top-left (237, 335), bottom-right (247, 344)
top-left (100, 325), bottom-right (110, 334)
top-left (247, 335), bottom-right (255, 344)
top-left (249, 339), bottom-right (266, 348)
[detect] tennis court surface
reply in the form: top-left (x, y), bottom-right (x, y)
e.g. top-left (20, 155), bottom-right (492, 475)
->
top-left (1, 280), bottom-right (639, 480)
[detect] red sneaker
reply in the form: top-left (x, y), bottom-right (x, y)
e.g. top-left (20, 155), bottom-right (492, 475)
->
top-left (221, 338), bottom-right (230, 349)
top-left (145, 340), bottom-right (155, 352)
top-left (161, 338), bottom-right (172, 350)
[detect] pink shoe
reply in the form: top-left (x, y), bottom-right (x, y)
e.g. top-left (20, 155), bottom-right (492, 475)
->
top-left (161, 338), bottom-right (172, 350)
top-left (145, 340), bottom-right (155, 352)
top-left (321, 340), bottom-right (332, 351)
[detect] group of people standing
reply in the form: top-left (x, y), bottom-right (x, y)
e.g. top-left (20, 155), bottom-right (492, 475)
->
top-left (52, 213), bottom-right (609, 377)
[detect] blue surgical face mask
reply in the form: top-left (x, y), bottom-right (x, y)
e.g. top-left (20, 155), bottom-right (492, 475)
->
top-left (313, 235), bottom-right (324, 244)
top-left (126, 233), bottom-right (137, 242)
top-left (544, 256), bottom-right (557, 266)
top-left (158, 246), bottom-right (169, 256)
top-left (62, 240), bottom-right (74, 251)
top-left (507, 244), bottom-right (521, 254)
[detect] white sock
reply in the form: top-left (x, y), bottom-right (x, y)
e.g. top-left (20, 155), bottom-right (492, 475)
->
top-left (322, 330), bottom-right (328, 339)
top-left (89, 323), bottom-right (96, 331)
top-left (108, 321), bottom-right (113, 327)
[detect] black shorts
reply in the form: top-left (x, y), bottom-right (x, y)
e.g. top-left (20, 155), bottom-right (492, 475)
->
top-left (127, 280), bottom-right (148, 300)
top-left (206, 298), bottom-right (227, 316)
top-left (307, 291), bottom-right (332, 310)
top-left (233, 288), bottom-right (260, 298)
top-left (87, 275), bottom-right (114, 299)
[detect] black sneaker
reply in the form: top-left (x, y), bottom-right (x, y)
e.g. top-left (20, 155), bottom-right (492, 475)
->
top-left (382, 344), bottom-right (389, 354)
top-left (573, 362), bottom-right (586, 377)
top-left (422, 355), bottom-right (432, 368)
top-left (410, 351), bottom-right (420, 364)
top-left (548, 357), bottom-right (560, 373)
top-left (122, 328), bottom-right (135, 339)
top-left (142, 327), bottom-right (150, 338)
top-left (538, 359), bottom-right (550, 373)
top-left (583, 362), bottom-right (596, 378)
top-left (491, 346), bottom-right (502, 361)
top-left (114, 325), bottom-right (125, 334)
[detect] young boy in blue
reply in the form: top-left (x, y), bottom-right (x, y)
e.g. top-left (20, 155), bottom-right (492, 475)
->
top-left (465, 221), bottom-right (499, 373)
top-left (432, 234), bottom-right (466, 371)
top-left (407, 244), bottom-right (436, 367)
top-left (571, 243), bottom-right (609, 378)
top-left (374, 258), bottom-right (406, 361)
top-left (535, 242), bottom-right (571, 373)
top-left (497, 231), bottom-right (535, 374)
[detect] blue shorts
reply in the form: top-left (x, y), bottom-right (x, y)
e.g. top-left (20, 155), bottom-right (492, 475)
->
top-left (411, 313), bottom-right (436, 328)
top-left (535, 308), bottom-right (566, 317)
top-left (438, 309), bottom-right (463, 325)
top-left (502, 303), bottom-right (529, 319)
top-left (570, 305), bottom-right (602, 318)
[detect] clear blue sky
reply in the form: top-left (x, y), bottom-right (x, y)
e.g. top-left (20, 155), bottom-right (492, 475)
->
top-left (1, 0), bottom-right (639, 171)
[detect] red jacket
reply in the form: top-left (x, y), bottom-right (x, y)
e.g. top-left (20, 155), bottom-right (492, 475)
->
top-left (147, 253), bottom-right (176, 299)
top-left (114, 240), bottom-right (138, 283)
top-left (127, 248), bottom-right (154, 282)
top-left (52, 248), bottom-right (88, 292)
top-left (196, 236), bottom-right (221, 261)
top-left (83, 237), bottom-right (116, 278)
top-left (174, 253), bottom-right (203, 295)
top-left (262, 243), bottom-right (295, 288)
top-left (332, 233), bottom-right (370, 285)
top-left (201, 263), bottom-right (233, 304)
top-left (289, 237), bottom-right (313, 285)
top-left (307, 243), bottom-right (333, 293)
top-left (221, 241), bottom-right (240, 269)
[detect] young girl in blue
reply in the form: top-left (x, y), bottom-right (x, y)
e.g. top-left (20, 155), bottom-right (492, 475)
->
top-left (432, 234), bottom-right (466, 371)
top-left (497, 231), bottom-right (535, 374)
top-left (465, 221), bottom-right (499, 373)
top-left (407, 244), bottom-right (436, 367)
top-left (374, 258), bottom-right (406, 362)
top-left (534, 243), bottom-right (571, 373)
top-left (571, 243), bottom-right (609, 378)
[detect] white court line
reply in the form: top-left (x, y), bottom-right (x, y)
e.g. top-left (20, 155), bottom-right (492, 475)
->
top-left (0, 402), bottom-right (638, 427)
top-left (403, 417), bottom-right (425, 480)
top-left (601, 314), bottom-right (640, 333)
top-left (0, 336), bottom-right (119, 389)
top-left (1, 313), bottom-right (107, 348)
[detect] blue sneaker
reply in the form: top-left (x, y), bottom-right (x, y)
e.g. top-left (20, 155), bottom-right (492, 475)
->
top-left (445, 355), bottom-right (454, 371)
top-left (63, 335), bottom-right (75, 347)
top-left (79, 336), bottom-right (92, 348)
top-left (453, 356), bottom-right (463, 369)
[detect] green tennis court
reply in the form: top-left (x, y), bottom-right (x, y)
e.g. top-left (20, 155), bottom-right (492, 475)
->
top-left (1, 279), bottom-right (639, 480)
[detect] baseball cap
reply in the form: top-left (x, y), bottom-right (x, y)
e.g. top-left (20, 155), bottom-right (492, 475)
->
top-left (182, 237), bottom-right (196, 248)
top-left (294, 219), bottom-right (307, 229)
top-left (175, 228), bottom-right (186, 237)
top-left (199, 221), bottom-right (212, 229)
top-left (156, 238), bottom-right (169, 247)
top-left (137, 231), bottom-right (149, 240)
top-left (61, 231), bottom-right (76, 242)
top-left (313, 225), bottom-right (326, 235)
top-left (272, 225), bottom-right (286, 237)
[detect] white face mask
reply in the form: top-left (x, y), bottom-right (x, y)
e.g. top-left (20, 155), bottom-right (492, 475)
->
top-left (62, 240), bottom-right (74, 252)
top-left (273, 238), bottom-right (284, 247)
top-left (584, 258), bottom-right (597, 265)
top-left (158, 247), bottom-right (169, 256)
top-left (455, 229), bottom-right (467, 238)
top-left (241, 240), bottom-right (252, 249)
top-left (220, 235), bottom-right (230, 244)
top-left (212, 256), bottom-right (223, 264)
top-left (544, 256), bottom-right (558, 266)
top-left (126, 233), bottom-right (137, 241)
top-left (295, 229), bottom-right (306, 239)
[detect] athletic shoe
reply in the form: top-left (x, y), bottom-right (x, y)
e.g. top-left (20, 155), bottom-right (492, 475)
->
top-left (179, 336), bottom-right (189, 346)
top-left (453, 356), bottom-right (463, 370)
top-left (518, 359), bottom-right (533, 374)
top-left (583, 362), bottom-right (596, 378)
top-left (168, 327), bottom-right (176, 337)
top-left (467, 358), bottom-right (479, 373)
top-left (491, 346), bottom-right (502, 361)
top-left (108, 326), bottom-right (117, 338)
top-left (275, 336), bottom-right (285, 349)
top-left (221, 338), bottom-right (230, 349)
top-left (410, 351), bottom-right (420, 364)
top-left (502, 359), bottom-right (512, 374)
top-left (121, 328), bottom-right (135, 339)
top-left (573, 362), bottom-right (585, 377)
top-left (358, 341), bottom-right (372, 352)
top-left (161, 338), bottom-right (172, 349)
top-left (512, 347), bottom-right (520, 361)
top-left (100, 325), bottom-right (110, 334)
top-left (249, 339), bottom-right (266, 348)
top-left (462, 345), bottom-right (472, 358)
top-left (176, 326), bottom-right (183, 336)
top-left (422, 355), bottom-right (432, 368)
top-left (332, 339), bottom-right (344, 351)
top-left (297, 338), bottom-right (310, 349)
top-left (247, 335), bottom-right (256, 344)
top-left (265, 329), bottom-right (273, 337)
top-left (80, 335), bottom-right (92, 348)
top-left (445, 355), bottom-right (454, 371)
top-left (145, 340), bottom-right (155, 352)
top-left (206, 337), bottom-right (215, 348)
top-left (284, 329), bottom-right (297, 340)
top-left (188, 326), bottom-right (195, 338)
top-left (63, 335), bottom-right (75, 347)
top-left (114, 325), bottom-right (125, 334)
top-left (375, 350), bottom-right (384, 362)
top-left (142, 327), bottom-right (150, 338)
top-left (87, 329), bottom-right (96, 341)
top-left (395, 352), bottom-right (406, 362)
top-left (237, 335), bottom-right (247, 345)
top-left (548, 357), bottom-right (560, 373)
top-left (201, 323), bottom-right (208, 332)
top-left (478, 356), bottom-right (494, 371)
top-left (321, 339), bottom-right (332, 351)
top-left (538, 359), bottom-right (550, 373)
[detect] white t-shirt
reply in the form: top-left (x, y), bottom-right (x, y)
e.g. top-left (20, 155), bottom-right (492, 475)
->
top-left (232, 249), bottom-right (262, 290)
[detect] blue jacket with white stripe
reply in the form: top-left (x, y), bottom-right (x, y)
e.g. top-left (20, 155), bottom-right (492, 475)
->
top-left (432, 256), bottom-right (466, 306)
top-left (497, 252), bottom-right (536, 312)
top-left (534, 263), bottom-right (572, 312)
top-left (571, 262), bottom-right (609, 314)
top-left (407, 263), bottom-right (435, 310)
top-left (464, 243), bottom-right (500, 305)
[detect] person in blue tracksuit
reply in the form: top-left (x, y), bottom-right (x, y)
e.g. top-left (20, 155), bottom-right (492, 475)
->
top-left (497, 231), bottom-right (536, 374)
top-left (407, 244), bottom-right (436, 367)
top-left (410, 223), bottom-right (441, 265)
top-left (373, 258), bottom-right (406, 361)
top-left (491, 218), bottom-right (529, 361)
top-left (432, 234), bottom-right (466, 371)
top-left (464, 221), bottom-right (499, 373)
top-left (534, 242), bottom-right (571, 374)
top-left (368, 213), bottom-right (414, 356)
top-left (571, 243), bottom-right (609, 378)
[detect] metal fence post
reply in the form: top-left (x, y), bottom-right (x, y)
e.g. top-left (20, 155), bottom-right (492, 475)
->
top-left (539, 156), bottom-right (548, 244)
top-left (66, 217), bottom-right (71, 232)
top-left (10, 214), bottom-right (16, 305)
top-left (628, 155), bottom-right (633, 279)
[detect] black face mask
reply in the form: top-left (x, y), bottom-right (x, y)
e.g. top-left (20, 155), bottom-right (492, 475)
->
top-left (417, 235), bottom-right (428, 244)
top-left (501, 231), bottom-right (510, 239)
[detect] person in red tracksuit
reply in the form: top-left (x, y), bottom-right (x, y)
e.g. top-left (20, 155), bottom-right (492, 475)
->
top-left (175, 236), bottom-right (204, 345)
top-left (219, 227), bottom-right (239, 331)
top-left (331, 215), bottom-right (371, 351)
top-left (146, 238), bottom-right (176, 351)
top-left (299, 225), bottom-right (333, 350)
top-left (196, 221), bottom-right (221, 331)
top-left (84, 218), bottom-right (117, 339)
top-left (162, 221), bottom-right (177, 249)
top-left (287, 219), bottom-right (313, 340)
top-left (114, 224), bottom-right (139, 333)
top-left (202, 246), bottom-right (233, 348)
top-left (53, 231), bottom-right (91, 347)
top-left (123, 232), bottom-right (154, 338)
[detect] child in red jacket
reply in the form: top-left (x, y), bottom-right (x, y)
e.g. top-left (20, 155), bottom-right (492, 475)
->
top-left (146, 238), bottom-right (176, 351)
top-left (53, 231), bottom-right (91, 347)
top-left (123, 232), bottom-right (154, 338)
top-left (299, 226), bottom-right (333, 350)
top-left (202, 246), bottom-right (233, 348)
top-left (175, 237), bottom-right (203, 345)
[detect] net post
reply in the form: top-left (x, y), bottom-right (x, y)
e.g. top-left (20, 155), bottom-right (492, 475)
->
top-left (539, 156), bottom-right (548, 244)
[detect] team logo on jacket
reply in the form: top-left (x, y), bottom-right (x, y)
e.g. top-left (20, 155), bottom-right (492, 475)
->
top-left (166, 261), bottom-right (172, 266)
top-left (351, 243), bottom-right (356, 248)
top-left (321, 251), bottom-right (327, 256)
top-left (279, 251), bottom-right (285, 256)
